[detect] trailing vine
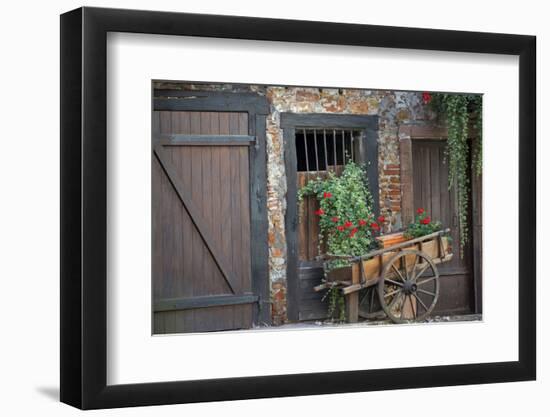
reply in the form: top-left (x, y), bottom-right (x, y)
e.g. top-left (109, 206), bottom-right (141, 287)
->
top-left (325, 284), bottom-right (346, 322)
top-left (425, 93), bottom-right (482, 253)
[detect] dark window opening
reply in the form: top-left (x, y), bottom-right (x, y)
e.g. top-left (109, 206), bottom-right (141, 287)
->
top-left (295, 129), bottom-right (362, 172)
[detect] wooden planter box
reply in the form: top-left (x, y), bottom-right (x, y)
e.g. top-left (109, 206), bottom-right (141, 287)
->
top-left (327, 233), bottom-right (451, 283)
top-left (376, 232), bottom-right (409, 248)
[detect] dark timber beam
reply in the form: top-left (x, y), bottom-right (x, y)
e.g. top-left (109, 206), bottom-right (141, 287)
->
top-left (157, 134), bottom-right (256, 146)
top-left (154, 294), bottom-right (259, 312)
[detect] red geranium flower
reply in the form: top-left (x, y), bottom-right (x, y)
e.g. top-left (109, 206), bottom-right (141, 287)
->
top-left (331, 216), bottom-right (339, 223)
top-left (344, 220), bottom-right (353, 229)
top-left (337, 225), bottom-right (345, 231)
top-left (371, 222), bottom-right (380, 230)
top-left (349, 228), bottom-right (358, 238)
top-left (323, 191), bottom-right (332, 199)
top-left (422, 92), bottom-right (432, 104)
top-left (421, 216), bottom-right (431, 225)
top-left (417, 208), bottom-right (425, 215)
top-left (378, 215), bottom-right (385, 223)
top-left (358, 219), bottom-right (367, 226)
top-left (314, 208), bottom-right (325, 216)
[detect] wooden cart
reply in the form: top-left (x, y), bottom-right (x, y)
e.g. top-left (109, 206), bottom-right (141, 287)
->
top-left (314, 229), bottom-right (453, 323)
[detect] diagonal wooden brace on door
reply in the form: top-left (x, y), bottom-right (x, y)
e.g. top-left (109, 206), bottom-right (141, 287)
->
top-left (153, 143), bottom-right (242, 295)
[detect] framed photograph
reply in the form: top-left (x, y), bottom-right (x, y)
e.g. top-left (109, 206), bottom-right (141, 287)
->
top-left (60, 6), bottom-right (536, 409)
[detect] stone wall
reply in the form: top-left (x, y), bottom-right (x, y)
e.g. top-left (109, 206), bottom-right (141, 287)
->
top-left (154, 82), bottom-right (439, 325)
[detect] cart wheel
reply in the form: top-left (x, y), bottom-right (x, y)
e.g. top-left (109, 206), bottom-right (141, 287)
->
top-left (358, 287), bottom-right (385, 319)
top-left (378, 249), bottom-right (440, 324)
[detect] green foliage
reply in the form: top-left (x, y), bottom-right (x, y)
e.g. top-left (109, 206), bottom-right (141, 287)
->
top-left (325, 285), bottom-right (346, 322)
top-left (427, 93), bottom-right (482, 253)
top-left (299, 162), bottom-right (379, 322)
top-left (404, 208), bottom-right (442, 239)
top-left (298, 162), bottom-right (379, 267)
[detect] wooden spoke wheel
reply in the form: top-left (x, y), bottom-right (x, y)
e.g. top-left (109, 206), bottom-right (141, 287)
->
top-left (377, 249), bottom-right (440, 324)
top-left (358, 287), bottom-right (385, 319)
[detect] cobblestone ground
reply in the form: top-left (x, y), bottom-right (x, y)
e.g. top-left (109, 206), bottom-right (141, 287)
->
top-left (359, 313), bottom-right (483, 326)
top-left (253, 314), bottom-right (482, 330)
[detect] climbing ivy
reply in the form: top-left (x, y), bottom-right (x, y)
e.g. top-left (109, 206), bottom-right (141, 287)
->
top-left (425, 93), bottom-right (482, 253)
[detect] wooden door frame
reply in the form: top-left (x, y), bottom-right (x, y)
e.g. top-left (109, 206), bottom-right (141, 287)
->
top-left (281, 113), bottom-right (379, 321)
top-left (399, 124), bottom-right (482, 314)
top-left (153, 88), bottom-right (272, 325)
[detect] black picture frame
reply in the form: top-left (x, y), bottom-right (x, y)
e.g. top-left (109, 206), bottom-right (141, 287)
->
top-left (60, 6), bottom-right (536, 410)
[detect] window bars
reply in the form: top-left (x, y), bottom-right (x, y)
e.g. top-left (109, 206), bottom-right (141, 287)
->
top-left (295, 128), bottom-right (362, 172)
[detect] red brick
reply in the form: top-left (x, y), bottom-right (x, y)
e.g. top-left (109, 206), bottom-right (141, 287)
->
top-left (383, 169), bottom-right (400, 176)
top-left (268, 230), bottom-right (276, 245)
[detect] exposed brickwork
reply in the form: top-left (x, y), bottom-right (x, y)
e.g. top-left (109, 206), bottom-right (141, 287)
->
top-left (270, 279), bottom-right (287, 326)
top-left (154, 82), bottom-right (439, 325)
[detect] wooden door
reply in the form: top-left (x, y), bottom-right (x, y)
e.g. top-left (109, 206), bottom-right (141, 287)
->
top-left (152, 110), bottom-right (257, 333)
top-left (412, 140), bottom-right (475, 315)
top-left (279, 114), bottom-right (379, 322)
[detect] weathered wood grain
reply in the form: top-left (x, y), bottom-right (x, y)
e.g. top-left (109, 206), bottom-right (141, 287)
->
top-left (152, 109), bottom-right (258, 333)
top-left (412, 140), bottom-right (474, 315)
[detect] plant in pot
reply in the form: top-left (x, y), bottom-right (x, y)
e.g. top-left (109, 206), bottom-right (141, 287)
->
top-left (298, 162), bottom-right (380, 321)
top-left (404, 208), bottom-right (442, 238)
top-left (404, 208), bottom-right (452, 257)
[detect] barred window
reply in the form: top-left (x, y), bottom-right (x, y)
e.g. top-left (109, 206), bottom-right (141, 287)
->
top-left (295, 128), bottom-right (362, 172)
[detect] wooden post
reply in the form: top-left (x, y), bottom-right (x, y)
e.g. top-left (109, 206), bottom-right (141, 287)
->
top-left (399, 136), bottom-right (414, 226)
top-left (346, 263), bottom-right (360, 322)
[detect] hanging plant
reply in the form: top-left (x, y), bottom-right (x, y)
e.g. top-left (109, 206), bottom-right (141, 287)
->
top-left (423, 92), bottom-right (482, 254)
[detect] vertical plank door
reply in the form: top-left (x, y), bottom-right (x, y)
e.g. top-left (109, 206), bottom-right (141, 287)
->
top-left (152, 110), bottom-right (257, 333)
top-left (412, 140), bottom-right (475, 315)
